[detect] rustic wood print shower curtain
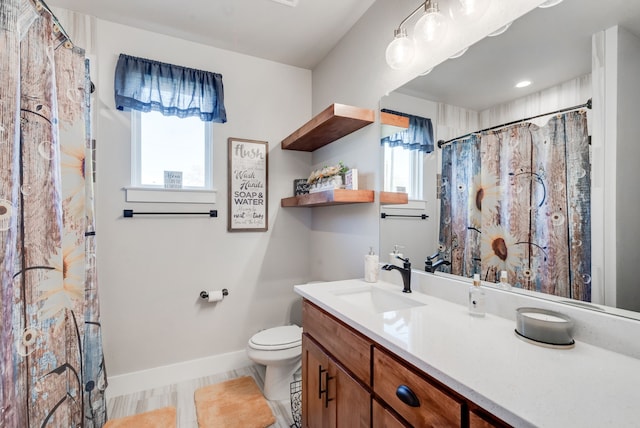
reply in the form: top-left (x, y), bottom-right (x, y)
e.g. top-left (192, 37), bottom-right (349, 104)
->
top-left (0, 1), bottom-right (107, 426)
top-left (439, 111), bottom-right (591, 301)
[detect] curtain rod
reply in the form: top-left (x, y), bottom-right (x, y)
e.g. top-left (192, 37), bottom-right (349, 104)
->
top-left (38, 0), bottom-right (75, 49)
top-left (437, 98), bottom-right (592, 148)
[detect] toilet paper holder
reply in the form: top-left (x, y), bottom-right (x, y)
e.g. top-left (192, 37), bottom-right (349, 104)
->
top-left (200, 289), bottom-right (229, 300)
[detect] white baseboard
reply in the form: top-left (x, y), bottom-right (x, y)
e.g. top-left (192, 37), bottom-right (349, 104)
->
top-left (106, 350), bottom-right (253, 399)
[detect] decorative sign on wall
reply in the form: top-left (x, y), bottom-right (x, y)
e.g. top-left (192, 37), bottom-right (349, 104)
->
top-left (228, 138), bottom-right (268, 232)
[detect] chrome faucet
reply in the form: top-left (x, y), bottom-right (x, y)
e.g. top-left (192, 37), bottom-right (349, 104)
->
top-left (381, 256), bottom-right (412, 293)
top-left (425, 251), bottom-right (451, 273)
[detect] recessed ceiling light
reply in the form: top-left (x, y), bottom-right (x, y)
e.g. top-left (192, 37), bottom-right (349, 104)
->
top-left (515, 80), bottom-right (532, 88)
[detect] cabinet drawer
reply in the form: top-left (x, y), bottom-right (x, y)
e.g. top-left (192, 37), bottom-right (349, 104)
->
top-left (469, 408), bottom-right (512, 428)
top-left (373, 347), bottom-right (462, 427)
top-left (303, 300), bottom-right (371, 385)
top-left (372, 400), bottom-right (410, 428)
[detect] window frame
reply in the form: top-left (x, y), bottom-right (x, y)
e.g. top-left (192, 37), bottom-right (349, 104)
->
top-left (126, 110), bottom-right (217, 204)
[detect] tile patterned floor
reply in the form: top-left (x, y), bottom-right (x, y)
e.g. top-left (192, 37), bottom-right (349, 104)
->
top-left (106, 365), bottom-right (298, 428)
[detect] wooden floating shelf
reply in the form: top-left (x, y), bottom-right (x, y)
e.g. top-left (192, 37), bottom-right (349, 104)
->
top-left (281, 103), bottom-right (375, 152)
top-left (379, 191), bottom-right (409, 205)
top-left (281, 189), bottom-right (375, 207)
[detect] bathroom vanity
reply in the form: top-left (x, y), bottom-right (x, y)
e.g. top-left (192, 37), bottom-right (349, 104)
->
top-left (295, 278), bottom-right (640, 427)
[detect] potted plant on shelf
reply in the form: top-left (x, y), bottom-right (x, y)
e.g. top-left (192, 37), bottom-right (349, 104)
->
top-left (307, 162), bottom-right (350, 193)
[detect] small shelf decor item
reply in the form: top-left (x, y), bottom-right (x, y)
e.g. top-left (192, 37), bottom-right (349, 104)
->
top-left (308, 162), bottom-right (350, 193)
top-left (293, 179), bottom-right (309, 196)
top-left (228, 138), bottom-right (268, 232)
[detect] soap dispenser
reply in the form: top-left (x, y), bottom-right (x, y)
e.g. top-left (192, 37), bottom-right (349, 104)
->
top-left (468, 274), bottom-right (486, 317)
top-left (499, 270), bottom-right (511, 290)
top-left (364, 247), bottom-right (379, 283)
top-left (389, 245), bottom-right (404, 267)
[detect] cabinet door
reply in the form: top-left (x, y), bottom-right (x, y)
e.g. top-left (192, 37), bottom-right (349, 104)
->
top-left (333, 360), bottom-right (370, 427)
top-left (303, 334), bottom-right (371, 428)
top-left (302, 334), bottom-right (335, 428)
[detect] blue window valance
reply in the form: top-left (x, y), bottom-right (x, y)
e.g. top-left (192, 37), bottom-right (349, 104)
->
top-left (380, 109), bottom-right (434, 153)
top-left (114, 53), bottom-right (227, 122)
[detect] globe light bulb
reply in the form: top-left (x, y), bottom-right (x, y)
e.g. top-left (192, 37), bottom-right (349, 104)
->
top-left (414, 4), bottom-right (447, 44)
top-left (385, 29), bottom-right (415, 70)
top-left (538, 0), bottom-right (563, 8)
top-left (449, 0), bottom-right (491, 22)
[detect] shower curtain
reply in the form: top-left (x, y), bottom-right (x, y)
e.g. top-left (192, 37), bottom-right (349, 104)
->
top-left (1, 1), bottom-right (107, 426)
top-left (439, 111), bottom-right (591, 301)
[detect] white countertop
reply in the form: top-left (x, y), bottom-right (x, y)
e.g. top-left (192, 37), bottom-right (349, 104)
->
top-left (294, 279), bottom-right (640, 428)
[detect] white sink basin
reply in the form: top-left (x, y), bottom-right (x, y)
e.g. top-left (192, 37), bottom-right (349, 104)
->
top-left (333, 286), bottom-right (425, 313)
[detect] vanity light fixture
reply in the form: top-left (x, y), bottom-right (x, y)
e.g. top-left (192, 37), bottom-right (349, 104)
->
top-left (419, 67), bottom-right (434, 76)
top-left (487, 21), bottom-right (512, 37)
top-left (414, 1), bottom-right (448, 45)
top-left (515, 80), bottom-right (532, 88)
top-left (385, 28), bottom-right (416, 70)
top-left (449, 0), bottom-right (492, 22)
top-left (538, 0), bottom-right (563, 8)
top-left (385, 0), bottom-right (450, 69)
top-left (448, 46), bottom-right (469, 59)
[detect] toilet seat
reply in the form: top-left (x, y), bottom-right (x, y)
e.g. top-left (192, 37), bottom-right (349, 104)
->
top-left (249, 325), bottom-right (302, 351)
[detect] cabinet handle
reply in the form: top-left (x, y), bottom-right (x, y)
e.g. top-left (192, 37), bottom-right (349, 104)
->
top-left (323, 371), bottom-right (335, 409)
top-left (396, 384), bottom-right (420, 407)
top-left (318, 366), bottom-right (326, 399)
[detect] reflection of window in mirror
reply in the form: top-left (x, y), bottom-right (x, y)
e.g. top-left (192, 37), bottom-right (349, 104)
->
top-left (383, 145), bottom-right (423, 199)
top-left (380, 109), bottom-right (434, 200)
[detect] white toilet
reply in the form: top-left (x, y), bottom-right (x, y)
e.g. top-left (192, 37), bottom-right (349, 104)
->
top-left (246, 324), bottom-right (303, 401)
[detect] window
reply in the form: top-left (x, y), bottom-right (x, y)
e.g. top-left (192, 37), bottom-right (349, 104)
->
top-left (380, 109), bottom-right (433, 201)
top-left (383, 145), bottom-right (424, 200)
top-left (131, 110), bottom-right (212, 189)
top-left (114, 53), bottom-right (226, 203)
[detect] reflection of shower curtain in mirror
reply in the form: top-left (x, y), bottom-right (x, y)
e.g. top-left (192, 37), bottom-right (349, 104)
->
top-left (439, 111), bottom-right (591, 301)
top-left (1, 1), bottom-right (107, 426)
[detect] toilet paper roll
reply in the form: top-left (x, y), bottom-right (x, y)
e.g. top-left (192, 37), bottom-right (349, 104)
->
top-left (206, 290), bottom-right (224, 303)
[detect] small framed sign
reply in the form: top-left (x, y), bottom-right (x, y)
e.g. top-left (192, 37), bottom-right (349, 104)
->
top-left (228, 138), bottom-right (268, 232)
top-left (293, 179), bottom-right (309, 195)
top-left (164, 170), bottom-right (183, 188)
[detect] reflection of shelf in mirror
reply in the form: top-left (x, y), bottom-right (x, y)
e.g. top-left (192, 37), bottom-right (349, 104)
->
top-left (281, 103), bottom-right (375, 151)
top-left (380, 111), bottom-right (409, 138)
top-left (281, 189), bottom-right (374, 207)
top-left (380, 191), bottom-right (408, 205)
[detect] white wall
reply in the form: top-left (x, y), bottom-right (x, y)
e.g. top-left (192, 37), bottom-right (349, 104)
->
top-left (309, 0), bottom-right (547, 281)
top-left (93, 19), bottom-right (313, 380)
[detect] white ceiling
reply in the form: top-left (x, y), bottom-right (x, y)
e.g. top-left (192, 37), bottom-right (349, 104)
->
top-left (45, 0), bottom-right (376, 69)
top-left (395, 0), bottom-right (640, 111)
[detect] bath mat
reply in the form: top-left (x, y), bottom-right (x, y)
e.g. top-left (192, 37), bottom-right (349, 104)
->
top-left (104, 406), bottom-right (176, 428)
top-left (194, 376), bottom-right (275, 428)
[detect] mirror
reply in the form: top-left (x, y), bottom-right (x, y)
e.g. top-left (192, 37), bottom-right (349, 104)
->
top-left (380, 0), bottom-right (640, 319)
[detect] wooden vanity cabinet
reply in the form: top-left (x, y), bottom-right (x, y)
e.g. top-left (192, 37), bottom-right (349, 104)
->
top-left (372, 401), bottom-right (409, 428)
top-left (301, 300), bottom-right (511, 428)
top-left (302, 334), bottom-right (370, 427)
top-left (468, 408), bottom-right (511, 428)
